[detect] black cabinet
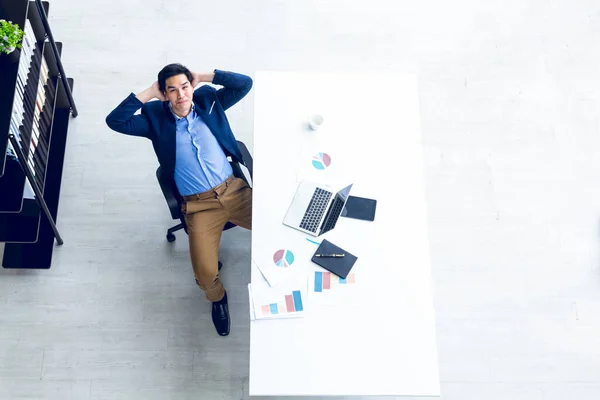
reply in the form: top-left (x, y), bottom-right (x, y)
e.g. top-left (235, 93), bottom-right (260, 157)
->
top-left (0, 0), bottom-right (77, 268)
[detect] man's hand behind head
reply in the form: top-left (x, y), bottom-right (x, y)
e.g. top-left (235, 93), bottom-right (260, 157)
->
top-left (135, 81), bottom-right (167, 104)
top-left (151, 81), bottom-right (167, 101)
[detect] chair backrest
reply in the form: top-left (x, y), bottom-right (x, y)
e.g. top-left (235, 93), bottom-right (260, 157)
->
top-left (236, 140), bottom-right (253, 181)
top-left (156, 166), bottom-right (181, 220)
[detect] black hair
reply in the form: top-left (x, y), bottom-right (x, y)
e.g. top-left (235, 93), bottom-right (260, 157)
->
top-left (158, 63), bottom-right (193, 93)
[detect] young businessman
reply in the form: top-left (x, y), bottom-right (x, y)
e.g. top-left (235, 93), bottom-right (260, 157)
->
top-left (105, 65), bottom-right (253, 336)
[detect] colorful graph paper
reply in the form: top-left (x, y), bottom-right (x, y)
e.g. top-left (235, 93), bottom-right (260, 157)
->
top-left (313, 271), bottom-right (355, 292)
top-left (273, 249), bottom-right (295, 268)
top-left (260, 290), bottom-right (304, 316)
top-left (312, 152), bottom-right (332, 170)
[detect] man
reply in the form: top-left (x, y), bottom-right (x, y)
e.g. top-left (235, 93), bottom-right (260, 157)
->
top-left (105, 64), bottom-right (253, 336)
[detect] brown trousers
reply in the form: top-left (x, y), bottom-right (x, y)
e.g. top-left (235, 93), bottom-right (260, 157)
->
top-left (181, 175), bottom-right (252, 302)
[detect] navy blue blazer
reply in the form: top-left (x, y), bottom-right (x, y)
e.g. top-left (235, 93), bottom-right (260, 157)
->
top-left (105, 69), bottom-right (253, 195)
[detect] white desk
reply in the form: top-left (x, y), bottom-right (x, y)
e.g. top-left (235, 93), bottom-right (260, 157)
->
top-left (249, 71), bottom-right (439, 397)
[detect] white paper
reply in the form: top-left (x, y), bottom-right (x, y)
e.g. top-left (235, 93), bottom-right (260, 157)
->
top-left (306, 266), bottom-right (359, 306)
top-left (248, 284), bottom-right (257, 320)
top-left (306, 253), bottom-right (384, 308)
top-left (251, 235), bottom-right (320, 287)
top-left (248, 277), bottom-right (308, 320)
top-left (295, 127), bottom-right (354, 185)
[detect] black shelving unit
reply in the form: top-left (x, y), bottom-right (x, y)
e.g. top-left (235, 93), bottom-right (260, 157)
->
top-left (0, 0), bottom-right (77, 269)
top-left (0, 36), bottom-right (46, 213)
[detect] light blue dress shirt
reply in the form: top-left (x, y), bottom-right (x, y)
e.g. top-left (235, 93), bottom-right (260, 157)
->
top-left (170, 103), bottom-right (233, 196)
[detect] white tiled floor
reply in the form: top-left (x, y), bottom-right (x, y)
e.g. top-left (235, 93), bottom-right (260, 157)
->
top-left (2, 0), bottom-right (600, 398)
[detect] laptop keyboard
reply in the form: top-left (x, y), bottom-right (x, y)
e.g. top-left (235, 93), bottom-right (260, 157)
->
top-left (300, 188), bottom-right (333, 232)
top-left (320, 196), bottom-right (345, 234)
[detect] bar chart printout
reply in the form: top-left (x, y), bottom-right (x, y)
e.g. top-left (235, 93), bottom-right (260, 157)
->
top-left (249, 283), bottom-right (307, 320)
top-left (313, 271), bottom-right (356, 292)
top-left (261, 290), bottom-right (303, 316)
top-left (308, 270), bottom-right (360, 306)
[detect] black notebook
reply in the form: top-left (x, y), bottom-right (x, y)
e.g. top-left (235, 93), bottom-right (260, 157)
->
top-left (341, 195), bottom-right (377, 221)
top-left (311, 239), bottom-right (358, 279)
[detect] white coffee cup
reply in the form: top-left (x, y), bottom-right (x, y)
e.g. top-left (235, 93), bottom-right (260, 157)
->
top-left (308, 114), bottom-right (324, 130)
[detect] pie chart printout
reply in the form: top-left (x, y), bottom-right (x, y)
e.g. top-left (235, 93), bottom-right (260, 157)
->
top-left (312, 152), bottom-right (331, 170)
top-left (273, 249), bottom-right (295, 268)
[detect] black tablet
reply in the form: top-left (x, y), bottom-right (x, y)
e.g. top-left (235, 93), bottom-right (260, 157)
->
top-left (341, 196), bottom-right (377, 221)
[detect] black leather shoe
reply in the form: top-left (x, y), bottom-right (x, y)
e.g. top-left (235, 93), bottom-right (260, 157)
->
top-left (218, 261), bottom-right (223, 271)
top-left (212, 292), bottom-right (230, 336)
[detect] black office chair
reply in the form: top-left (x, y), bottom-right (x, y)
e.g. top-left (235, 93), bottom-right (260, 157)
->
top-left (156, 140), bottom-right (254, 242)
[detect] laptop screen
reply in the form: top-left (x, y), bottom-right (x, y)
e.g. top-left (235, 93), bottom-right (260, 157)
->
top-left (318, 184), bottom-right (354, 235)
top-left (337, 184), bottom-right (353, 201)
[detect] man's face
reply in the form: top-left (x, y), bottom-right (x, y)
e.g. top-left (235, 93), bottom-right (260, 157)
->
top-left (164, 74), bottom-right (194, 116)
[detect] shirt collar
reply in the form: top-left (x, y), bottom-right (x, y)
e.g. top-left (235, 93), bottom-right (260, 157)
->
top-left (168, 102), bottom-right (196, 122)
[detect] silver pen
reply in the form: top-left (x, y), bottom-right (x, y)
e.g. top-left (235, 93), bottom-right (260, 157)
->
top-left (209, 101), bottom-right (215, 114)
top-left (315, 253), bottom-right (345, 258)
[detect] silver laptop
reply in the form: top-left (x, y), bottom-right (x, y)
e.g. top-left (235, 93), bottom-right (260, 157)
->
top-left (283, 181), bottom-right (353, 236)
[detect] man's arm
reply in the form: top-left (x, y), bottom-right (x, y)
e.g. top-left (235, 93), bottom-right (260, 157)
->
top-left (193, 70), bottom-right (253, 111)
top-left (105, 82), bottom-right (165, 138)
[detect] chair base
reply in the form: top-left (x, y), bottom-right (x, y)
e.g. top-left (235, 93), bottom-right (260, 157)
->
top-left (166, 223), bottom-right (185, 242)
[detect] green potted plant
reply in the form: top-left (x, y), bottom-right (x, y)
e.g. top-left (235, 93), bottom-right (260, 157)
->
top-left (0, 19), bottom-right (25, 61)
